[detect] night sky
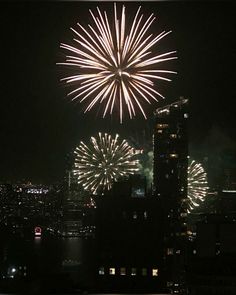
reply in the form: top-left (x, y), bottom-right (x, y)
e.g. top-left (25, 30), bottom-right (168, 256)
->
top-left (0, 1), bottom-right (235, 184)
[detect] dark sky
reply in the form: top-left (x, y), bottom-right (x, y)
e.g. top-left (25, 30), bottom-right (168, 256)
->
top-left (0, 1), bottom-right (235, 184)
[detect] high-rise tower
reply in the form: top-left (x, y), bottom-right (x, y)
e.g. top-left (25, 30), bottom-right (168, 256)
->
top-left (153, 97), bottom-right (189, 293)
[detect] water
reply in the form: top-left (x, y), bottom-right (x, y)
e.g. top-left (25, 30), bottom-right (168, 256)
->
top-left (0, 233), bottom-right (93, 293)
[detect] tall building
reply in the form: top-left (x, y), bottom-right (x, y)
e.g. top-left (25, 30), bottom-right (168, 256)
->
top-left (89, 98), bottom-right (189, 294)
top-left (153, 97), bottom-right (189, 292)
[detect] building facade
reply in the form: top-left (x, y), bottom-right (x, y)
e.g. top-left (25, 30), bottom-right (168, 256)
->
top-left (153, 97), bottom-right (189, 292)
top-left (92, 175), bottom-right (165, 293)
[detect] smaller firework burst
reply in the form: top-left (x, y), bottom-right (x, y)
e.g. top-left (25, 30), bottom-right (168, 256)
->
top-left (187, 159), bottom-right (208, 213)
top-left (74, 132), bottom-right (139, 195)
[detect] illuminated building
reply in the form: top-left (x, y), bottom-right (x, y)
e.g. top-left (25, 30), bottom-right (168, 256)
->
top-left (153, 97), bottom-right (189, 292)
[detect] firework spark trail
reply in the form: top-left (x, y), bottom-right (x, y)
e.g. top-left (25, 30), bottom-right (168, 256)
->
top-left (187, 160), bottom-right (208, 213)
top-left (58, 3), bottom-right (177, 122)
top-left (74, 132), bottom-right (139, 194)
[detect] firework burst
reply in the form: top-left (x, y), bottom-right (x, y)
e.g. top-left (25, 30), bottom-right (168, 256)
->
top-left (74, 132), bottom-right (139, 194)
top-left (187, 159), bottom-right (208, 213)
top-left (58, 3), bottom-right (177, 122)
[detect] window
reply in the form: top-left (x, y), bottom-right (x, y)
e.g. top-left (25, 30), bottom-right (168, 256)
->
top-left (157, 123), bottom-right (168, 129)
top-left (133, 211), bottom-right (137, 219)
top-left (184, 113), bottom-right (188, 118)
top-left (120, 267), bottom-right (126, 276)
top-left (141, 268), bottom-right (147, 276)
top-left (152, 268), bottom-right (158, 276)
top-left (169, 153), bottom-right (178, 158)
top-left (167, 248), bottom-right (174, 255)
top-left (109, 268), bottom-right (115, 275)
top-left (99, 267), bottom-right (105, 275)
top-left (157, 129), bottom-right (163, 134)
top-left (144, 211), bottom-right (148, 219)
top-left (131, 268), bottom-right (137, 276)
top-left (170, 134), bottom-right (177, 139)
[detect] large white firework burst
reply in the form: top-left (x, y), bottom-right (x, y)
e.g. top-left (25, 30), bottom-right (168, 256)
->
top-left (74, 132), bottom-right (139, 194)
top-left (187, 159), bottom-right (208, 213)
top-left (58, 3), bottom-right (177, 123)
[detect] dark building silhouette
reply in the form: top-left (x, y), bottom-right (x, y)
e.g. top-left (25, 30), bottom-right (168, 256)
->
top-left (90, 98), bottom-right (189, 294)
top-left (153, 97), bottom-right (189, 292)
top-left (92, 175), bottom-right (165, 293)
top-left (187, 212), bottom-right (236, 295)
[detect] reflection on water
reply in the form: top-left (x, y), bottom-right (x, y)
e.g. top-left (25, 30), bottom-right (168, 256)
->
top-left (0, 233), bottom-right (93, 293)
top-left (62, 237), bottom-right (83, 265)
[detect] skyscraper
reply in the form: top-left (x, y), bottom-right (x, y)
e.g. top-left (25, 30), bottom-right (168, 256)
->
top-left (153, 97), bottom-right (189, 292)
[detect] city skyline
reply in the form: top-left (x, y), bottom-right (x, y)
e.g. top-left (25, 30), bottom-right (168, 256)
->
top-left (0, 1), bottom-right (235, 183)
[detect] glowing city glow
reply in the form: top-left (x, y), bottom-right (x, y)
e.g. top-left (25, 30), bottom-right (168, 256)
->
top-left (187, 160), bottom-right (208, 213)
top-left (58, 3), bottom-right (177, 123)
top-left (74, 132), bottom-right (139, 194)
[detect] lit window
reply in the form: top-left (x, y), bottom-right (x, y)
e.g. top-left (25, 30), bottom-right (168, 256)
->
top-left (157, 123), bottom-right (168, 129)
top-left (141, 268), bottom-right (147, 276)
top-left (131, 268), bottom-right (137, 276)
top-left (99, 267), bottom-right (105, 275)
top-left (152, 268), bottom-right (158, 276)
top-left (120, 267), bottom-right (126, 276)
top-left (184, 113), bottom-right (188, 118)
top-left (157, 129), bottom-right (163, 134)
top-left (167, 248), bottom-right (174, 255)
top-left (176, 249), bottom-right (181, 254)
top-left (109, 268), bottom-right (115, 275)
top-left (193, 250), bottom-right (197, 255)
top-left (144, 211), bottom-right (148, 219)
top-left (170, 134), bottom-right (177, 139)
top-left (169, 153), bottom-right (178, 158)
top-left (11, 268), bottom-right (16, 273)
top-left (133, 211), bottom-right (137, 219)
